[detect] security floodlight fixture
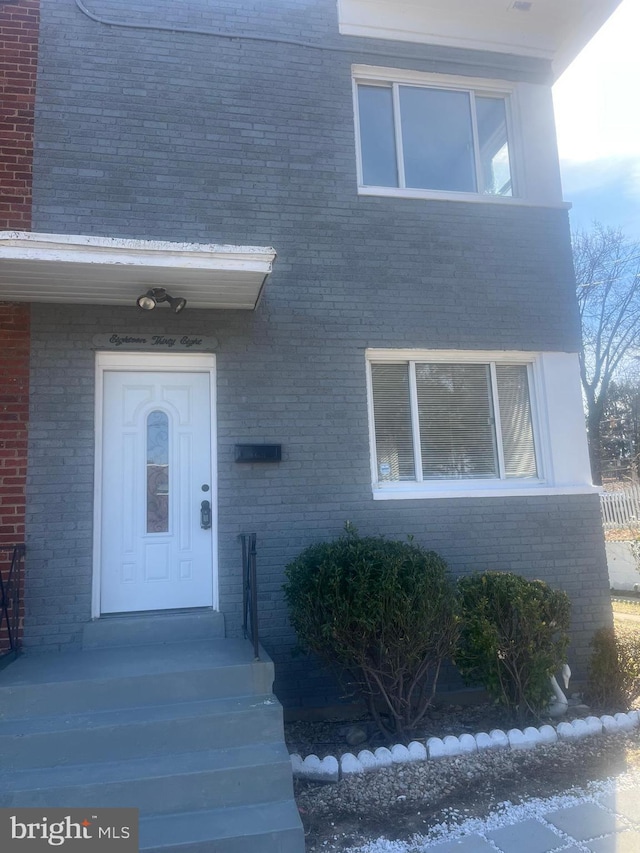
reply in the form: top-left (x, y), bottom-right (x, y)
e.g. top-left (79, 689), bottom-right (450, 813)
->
top-left (166, 294), bottom-right (187, 314)
top-left (136, 288), bottom-right (187, 314)
top-left (136, 290), bottom-right (157, 310)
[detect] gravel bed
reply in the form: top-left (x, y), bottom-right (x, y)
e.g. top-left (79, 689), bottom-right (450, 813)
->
top-left (296, 727), bottom-right (640, 851)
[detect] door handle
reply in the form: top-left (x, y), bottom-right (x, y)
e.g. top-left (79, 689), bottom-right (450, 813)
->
top-left (200, 500), bottom-right (212, 530)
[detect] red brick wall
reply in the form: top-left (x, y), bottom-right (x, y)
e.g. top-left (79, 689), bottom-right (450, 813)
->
top-left (0, 0), bottom-right (39, 231)
top-left (0, 304), bottom-right (29, 651)
top-left (0, 303), bottom-right (29, 548)
top-left (0, 0), bottom-right (38, 540)
top-left (0, 0), bottom-right (37, 647)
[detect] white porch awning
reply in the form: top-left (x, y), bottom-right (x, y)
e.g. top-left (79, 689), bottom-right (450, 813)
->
top-left (0, 232), bottom-right (277, 310)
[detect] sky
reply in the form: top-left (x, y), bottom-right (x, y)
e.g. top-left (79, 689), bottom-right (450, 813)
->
top-left (552, 0), bottom-right (640, 239)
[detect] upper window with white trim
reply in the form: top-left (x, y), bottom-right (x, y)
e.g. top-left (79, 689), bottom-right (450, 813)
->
top-left (367, 352), bottom-right (543, 496)
top-left (354, 68), bottom-right (516, 200)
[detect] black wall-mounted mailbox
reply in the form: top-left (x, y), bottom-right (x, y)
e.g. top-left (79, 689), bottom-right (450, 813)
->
top-left (235, 444), bottom-right (282, 463)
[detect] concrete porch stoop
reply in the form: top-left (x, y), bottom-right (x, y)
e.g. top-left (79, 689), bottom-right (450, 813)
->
top-left (0, 612), bottom-right (305, 853)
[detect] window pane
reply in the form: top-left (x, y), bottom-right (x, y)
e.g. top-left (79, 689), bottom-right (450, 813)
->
top-left (416, 363), bottom-right (498, 479)
top-left (399, 86), bottom-right (476, 192)
top-left (371, 363), bottom-right (415, 481)
top-left (147, 410), bottom-right (169, 533)
top-left (357, 85), bottom-right (398, 187)
top-left (476, 96), bottom-right (512, 196)
top-left (496, 365), bottom-right (537, 478)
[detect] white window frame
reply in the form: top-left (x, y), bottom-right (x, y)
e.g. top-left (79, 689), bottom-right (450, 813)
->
top-left (353, 65), bottom-right (524, 205)
top-left (365, 348), bottom-right (568, 500)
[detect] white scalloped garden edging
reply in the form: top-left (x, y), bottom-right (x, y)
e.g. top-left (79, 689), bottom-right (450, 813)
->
top-left (290, 709), bottom-right (640, 783)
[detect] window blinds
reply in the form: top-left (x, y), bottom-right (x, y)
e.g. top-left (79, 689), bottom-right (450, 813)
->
top-left (370, 359), bottom-right (538, 483)
top-left (495, 364), bottom-right (538, 478)
top-left (370, 363), bottom-right (416, 481)
top-left (416, 363), bottom-right (498, 479)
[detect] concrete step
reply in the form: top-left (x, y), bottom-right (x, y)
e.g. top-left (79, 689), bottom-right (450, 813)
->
top-left (140, 801), bottom-right (305, 853)
top-left (0, 640), bottom-right (273, 717)
top-left (0, 694), bottom-right (283, 770)
top-left (82, 611), bottom-right (225, 649)
top-left (0, 637), bottom-right (304, 852)
top-left (0, 743), bottom-right (294, 813)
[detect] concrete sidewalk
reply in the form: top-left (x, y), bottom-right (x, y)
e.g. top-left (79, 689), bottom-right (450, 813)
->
top-left (424, 782), bottom-right (640, 853)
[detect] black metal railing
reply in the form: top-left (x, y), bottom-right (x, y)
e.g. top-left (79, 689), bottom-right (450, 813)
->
top-left (0, 544), bottom-right (25, 665)
top-left (240, 533), bottom-right (259, 661)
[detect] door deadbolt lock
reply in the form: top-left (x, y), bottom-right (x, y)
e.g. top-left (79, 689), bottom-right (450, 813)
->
top-left (200, 500), bottom-right (212, 530)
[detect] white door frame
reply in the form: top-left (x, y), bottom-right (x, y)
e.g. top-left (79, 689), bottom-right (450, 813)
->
top-left (92, 351), bottom-right (218, 619)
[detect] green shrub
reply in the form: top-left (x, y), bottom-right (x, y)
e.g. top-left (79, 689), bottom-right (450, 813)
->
top-left (455, 572), bottom-right (571, 722)
top-left (587, 627), bottom-right (640, 711)
top-left (283, 524), bottom-right (458, 737)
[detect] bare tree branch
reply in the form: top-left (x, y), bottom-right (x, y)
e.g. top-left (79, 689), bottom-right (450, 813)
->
top-left (574, 223), bottom-right (640, 484)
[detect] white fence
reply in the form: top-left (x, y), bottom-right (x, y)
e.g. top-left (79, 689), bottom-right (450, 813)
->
top-left (600, 485), bottom-right (640, 529)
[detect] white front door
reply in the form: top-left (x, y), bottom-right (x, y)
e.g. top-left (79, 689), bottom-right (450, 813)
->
top-left (100, 367), bottom-right (214, 614)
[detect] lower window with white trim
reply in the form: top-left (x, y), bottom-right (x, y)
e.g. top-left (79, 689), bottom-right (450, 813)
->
top-left (366, 350), bottom-right (558, 498)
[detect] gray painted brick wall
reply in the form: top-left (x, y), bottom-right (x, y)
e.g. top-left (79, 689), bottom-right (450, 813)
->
top-left (24, 0), bottom-right (609, 707)
top-left (26, 298), bottom-right (610, 704)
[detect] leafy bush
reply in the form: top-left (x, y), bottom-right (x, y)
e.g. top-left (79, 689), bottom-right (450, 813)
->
top-left (455, 572), bottom-right (571, 722)
top-left (587, 627), bottom-right (640, 711)
top-left (283, 524), bottom-right (458, 737)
